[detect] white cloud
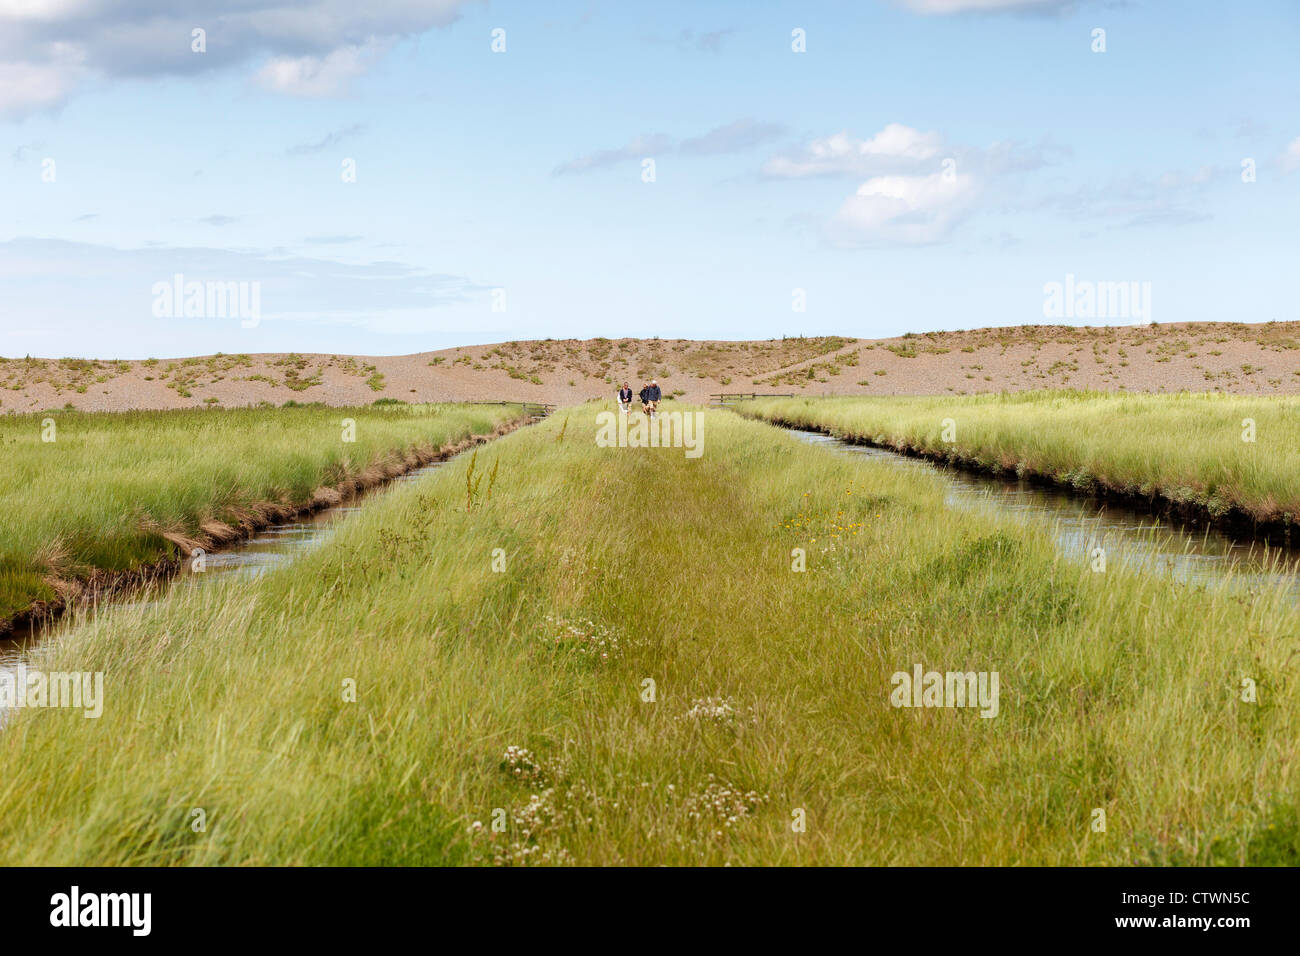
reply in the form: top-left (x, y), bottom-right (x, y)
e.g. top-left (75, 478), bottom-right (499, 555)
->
top-left (763, 123), bottom-right (1066, 244)
top-left (0, 0), bottom-right (475, 116)
top-left (763, 124), bottom-right (944, 178)
top-left (257, 40), bottom-right (388, 97)
top-left (0, 43), bottom-right (85, 115)
top-left (0, 1), bottom-right (101, 19)
top-left (829, 171), bottom-right (980, 245)
top-left (861, 123), bottom-right (945, 160)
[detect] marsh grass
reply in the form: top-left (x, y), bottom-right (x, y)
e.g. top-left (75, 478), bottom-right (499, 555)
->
top-left (738, 391), bottom-right (1300, 524)
top-left (1, 405), bottom-right (1297, 864)
top-left (0, 403), bottom-right (521, 622)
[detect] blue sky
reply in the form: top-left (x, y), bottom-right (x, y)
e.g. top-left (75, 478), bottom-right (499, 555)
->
top-left (2, 0), bottom-right (1297, 358)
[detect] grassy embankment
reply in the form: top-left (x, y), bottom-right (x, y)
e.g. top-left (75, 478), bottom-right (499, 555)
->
top-left (737, 392), bottom-right (1300, 530)
top-left (0, 403), bottom-right (523, 628)
top-left (1, 404), bottom-right (1296, 865)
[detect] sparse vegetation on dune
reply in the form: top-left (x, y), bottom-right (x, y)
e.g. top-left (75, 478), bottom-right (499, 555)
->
top-left (7, 323), bottom-right (1300, 414)
top-left (2, 407), bottom-right (1297, 865)
top-left (0, 403), bottom-right (523, 628)
top-left (452, 336), bottom-right (856, 385)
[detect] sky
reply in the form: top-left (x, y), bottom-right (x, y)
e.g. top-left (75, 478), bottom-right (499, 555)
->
top-left (1, 0), bottom-right (1297, 359)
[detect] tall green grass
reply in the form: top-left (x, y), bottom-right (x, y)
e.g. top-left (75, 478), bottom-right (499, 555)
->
top-left (1, 404), bottom-right (1296, 864)
top-left (0, 403), bottom-right (521, 622)
top-left (738, 391), bottom-right (1300, 523)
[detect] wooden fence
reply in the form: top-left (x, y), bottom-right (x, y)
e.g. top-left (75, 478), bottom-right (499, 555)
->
top-left (707, 393), bottom-right (796, 406)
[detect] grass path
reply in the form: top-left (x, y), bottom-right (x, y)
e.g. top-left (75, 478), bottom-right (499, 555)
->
top-left (1, 405), bottom-right (1296, 864)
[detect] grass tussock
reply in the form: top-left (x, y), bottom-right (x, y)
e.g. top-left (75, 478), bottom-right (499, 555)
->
top-left (1, 406), bottom-right (1297, 865)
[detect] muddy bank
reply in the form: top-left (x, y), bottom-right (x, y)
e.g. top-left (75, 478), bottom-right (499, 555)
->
top-left (0, 415), bottom-right (533, 639)
top-left (757, 415), bottom-right (1300, 549)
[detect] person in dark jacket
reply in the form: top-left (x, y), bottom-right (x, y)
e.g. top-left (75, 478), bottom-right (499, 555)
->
top-left (617, 382), bottom-right (633, 414)
top-left (640, 380), bottom-right (661, 419)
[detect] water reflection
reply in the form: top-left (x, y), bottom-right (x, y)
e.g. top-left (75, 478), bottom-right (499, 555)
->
top-left (792, 429), bottom-right (1300, 596)
top-left (0, 460), bottom-right (447, 666)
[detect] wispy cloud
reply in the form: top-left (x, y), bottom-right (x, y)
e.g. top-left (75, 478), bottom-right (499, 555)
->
top-left (1025, 165), bottom-right (1225, 229)
top-left (555, 118), bottom-right (785, 175)
top-left (894, 0), bottom-right (1079, 14)
top-left (303, 235), bottom-right (364, 244)
top-left (681, 119), bottom-right (785, 155)
top-left (0, 237), bottom-right (483, 343)
top-left (645, 27), bottom-right (737, 53)
top-left (687, 28), bottom-right (735, 53)
top-left (553, 134), bottom-right (673, 175)
top-left (11, 141), bottom-right (46, 163)
top-left (287, 123), bottom-right (366, 156)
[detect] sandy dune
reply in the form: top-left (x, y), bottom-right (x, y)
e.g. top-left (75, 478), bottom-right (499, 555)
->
top-left (4, 322), bottom-right (1300, 413)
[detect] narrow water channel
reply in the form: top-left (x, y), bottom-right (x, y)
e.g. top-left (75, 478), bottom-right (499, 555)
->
top-left (168, 459), bottom-right (446, 586)
top-left (7, 427), bottom-right (1298, 674)
top-left (792, 429), bottom-right (1300, 597)
top-left (0, 459), bottom-right (448, 668)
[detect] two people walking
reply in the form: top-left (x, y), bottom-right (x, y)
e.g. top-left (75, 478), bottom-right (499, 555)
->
top-left (618, 380), bottom-right (661, 418)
